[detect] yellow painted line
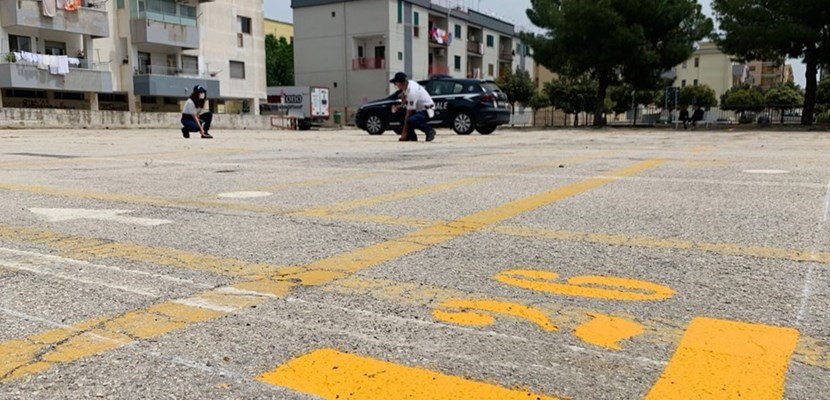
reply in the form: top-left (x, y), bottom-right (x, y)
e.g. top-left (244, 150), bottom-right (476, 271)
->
top-left (0, 290), bottom-right (270, 383)
top-left (0, 183), bottom-right (295, 215)
top-left (298, 152), bottom-right (611, 215)
top-left (256, 348), bottom-right (562, 400)
top-left (287, 159), bottom-right (665, 280)
top-left (645, 317), bottom-right (799, 400)
top-left (490, 225), bottom-right (830, 265)
top-left (255, 172), bottom-right (380, 192)
top-left (0, 148), bottom-right (253, 169)
top-left (690, 146), bottom-right (714, 154)
top-left (0, 224), bottom-right (289, 278)
top-left (303, 176), bottom-right (493, 214)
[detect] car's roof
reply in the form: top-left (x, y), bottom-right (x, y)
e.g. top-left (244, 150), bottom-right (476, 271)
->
top-left (419, 78), bottom-right (498, 86)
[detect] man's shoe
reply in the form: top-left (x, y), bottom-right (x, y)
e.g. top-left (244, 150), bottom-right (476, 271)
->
top-left (181, 128), bottom-right (190, 139)
top-left (426, 129), bottom-right (436, 142)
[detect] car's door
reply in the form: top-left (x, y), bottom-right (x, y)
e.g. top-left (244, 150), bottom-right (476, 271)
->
top-left (425, 80), bottom-right (466, 125)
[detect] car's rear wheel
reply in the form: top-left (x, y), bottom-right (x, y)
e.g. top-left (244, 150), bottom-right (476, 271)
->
top-left (476, 125), bottom-right (497, 135)
top-left (365, 114), bottom-right (385, 135)
top-left (452, 111), bottom-right (475, 135)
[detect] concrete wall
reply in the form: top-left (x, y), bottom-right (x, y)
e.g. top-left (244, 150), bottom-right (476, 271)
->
top-left (0, 108), bottom-right (273, 130)
top-left (130, 18), bottom-right (199, 49)
top-left (264, 19), bottom-right (294, 41)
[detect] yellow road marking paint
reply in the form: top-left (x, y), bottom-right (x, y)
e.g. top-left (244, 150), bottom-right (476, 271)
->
top-left (433, 299), bottom-right (557, 332)
top-left (645, 317), bottom-right (799, 400)
top-left (256, 172), bottom-right (380, 192)
top-left (286, 160), bottom-right (665, 280)
top-left (322, 275), bottom-right (830, 371)
top-left (256, 348), bottom-right (562, 400)
top-left (494, 269), bottom-right (675, 301)
top-left (0, 286), bottom-right (267, 383)
top-left (573, 313), bottom-right (645, 350)
top-left (491, 225), bottom-right (830, 265)
top-left (0, 224), bottom-right (288, 278)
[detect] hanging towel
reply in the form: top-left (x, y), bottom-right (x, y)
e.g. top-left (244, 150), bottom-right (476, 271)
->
top-left (42, 0), bottom-right (57, 17)
top-left (58, 56), bottom-right (71, 75)
top-left (38, 55), bottom-right (51, 71)
top-left (68, 57), bottom-right (81, 67)
top-left (56, 0), bottom-right (67, 8)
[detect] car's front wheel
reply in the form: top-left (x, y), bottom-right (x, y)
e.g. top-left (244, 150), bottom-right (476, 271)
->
top-left (452, 111), bottom-right (475, 135)
top-left (476, 125), bottom-right (497, 135)
top-left (365, 114), bottom-right (385, 135)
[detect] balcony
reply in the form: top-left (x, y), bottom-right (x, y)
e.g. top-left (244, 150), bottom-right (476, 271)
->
top-left (0, 59), bottom-right (112, 92)
top-left (428, 64), bottom-right (450, 76)
top-left (499, 50), bottom-right (514, 61)
top-left (133, 65), bottom-right (219, 97)
top-left (352, 58), bottom-right (386, 71)
top-left (0, 0), bottom-right (110, 38)
top-left (467, 41), bottom-right (483, 56)
top-left (130, 15), bottom-right (199, 50)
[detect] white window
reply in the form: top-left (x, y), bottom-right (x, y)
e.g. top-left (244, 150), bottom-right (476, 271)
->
top-left (230, 61), bottom-right (246, 79)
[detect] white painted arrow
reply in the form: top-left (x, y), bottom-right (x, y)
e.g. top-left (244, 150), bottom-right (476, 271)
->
top-left (29, 208), bottom-right (172, 227)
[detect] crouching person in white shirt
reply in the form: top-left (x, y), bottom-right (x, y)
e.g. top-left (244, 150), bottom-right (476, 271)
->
top-left (181, 85), bottom-right (213, 139)
top-left (390, 72), bottom-right (436, 142)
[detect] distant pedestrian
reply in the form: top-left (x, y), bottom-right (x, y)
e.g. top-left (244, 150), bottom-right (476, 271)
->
top-left (679, 108), bottom-right (690, 130)
top-left (390, 72), bottom-right (436, 142)
top-left (181, 85), bottom-right (213, 139)
top-left (691, 106), bottom-right (705, 129)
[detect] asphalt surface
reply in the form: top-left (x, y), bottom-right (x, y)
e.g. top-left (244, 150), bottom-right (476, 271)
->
top-left (0, 126), bottom-right (828, 399)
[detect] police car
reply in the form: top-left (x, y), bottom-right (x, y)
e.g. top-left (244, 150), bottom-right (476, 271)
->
top-left (355, 77), bottom-right (511, 135)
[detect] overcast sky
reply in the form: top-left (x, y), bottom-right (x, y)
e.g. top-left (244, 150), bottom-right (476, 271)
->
top-left (265, 0), bottom-right (809, 85)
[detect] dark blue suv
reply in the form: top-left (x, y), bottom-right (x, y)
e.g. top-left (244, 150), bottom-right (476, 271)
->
top-left (356, 77), bottom-right (510, 136)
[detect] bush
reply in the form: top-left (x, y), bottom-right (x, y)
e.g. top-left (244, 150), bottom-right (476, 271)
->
top-left (817, 111), bottom-right (830, 125)
top-left (738, 113), bottom-right (756, 124)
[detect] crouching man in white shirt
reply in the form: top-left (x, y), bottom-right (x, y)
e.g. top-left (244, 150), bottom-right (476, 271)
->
top-left (390, 72), bottom-right (436, 142)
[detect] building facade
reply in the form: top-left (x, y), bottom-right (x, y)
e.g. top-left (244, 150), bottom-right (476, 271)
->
top-left (291, 0), bottom-right (534, 117)
top-left (670, 42), bottom-right (740, 98)
top-left (265, 18), bottom-right (294, 42)
top-left (0, 0), bottom-right (264, 114)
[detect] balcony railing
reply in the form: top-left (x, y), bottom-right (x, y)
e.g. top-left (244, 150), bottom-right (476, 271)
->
top-left (352, 58), bottom-right (386, 71)
top-left (499, 51), bottom-right (514, 61)
top-left (428, 64), bottom-right (450, 76)
top-left (467, 41), bottom-right (483, 55)
top-left (135, 64), bottom-right (204, 77)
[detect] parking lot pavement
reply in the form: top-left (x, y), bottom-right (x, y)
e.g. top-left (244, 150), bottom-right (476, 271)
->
top-left (1, 127), bottom-right (829, 399)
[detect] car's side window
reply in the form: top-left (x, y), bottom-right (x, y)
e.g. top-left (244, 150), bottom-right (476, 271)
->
top-left (453, 83), bottom-right (464, 94)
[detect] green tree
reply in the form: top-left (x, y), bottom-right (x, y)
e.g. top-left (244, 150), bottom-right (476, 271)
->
top-left (721, 85), bottom-right (766, 120)
top-left (764, 83), bottom-right (804, 124)
top-left (679, 85), bottom-right (718, 108)
top-left (265, 34), bottom-right (294, 87)
top-left (544, 77), bottom-right (597, 126)
top-left (608, 84), bottom-right (660, 124)
top-left (527, 90), bottom-right (552, 126)
top-left (817, 78), bottom-right (830, 111)
top-left (523, 0), bottom-right (712, 126)
top-left (712, 0), bottom-right (828, 125)
top-left (496, 67), bottom-right (536, 116)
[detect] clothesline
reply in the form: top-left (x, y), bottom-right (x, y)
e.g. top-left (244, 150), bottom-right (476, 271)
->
top-left (10, 51), bottom-right (82, 76)
top-left (41, 0), bottom-right (84, 18)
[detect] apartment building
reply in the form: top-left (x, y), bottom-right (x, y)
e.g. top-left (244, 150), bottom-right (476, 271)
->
top-left (0, 0), bottom-right (264, 114)
top-left (265, 18), bottom-right (293, 42)
top-left (0, 0), bottom-right (112, 110)
top-left (291, 0), bottom-right (534, 116)
top-left (669, 42), bottom-right (741, 98)
top-left (744, 61), bottom-right (794, 90)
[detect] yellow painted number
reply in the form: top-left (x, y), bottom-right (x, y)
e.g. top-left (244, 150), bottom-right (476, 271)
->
top-left (495, 269), bottom-right (674, 301)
